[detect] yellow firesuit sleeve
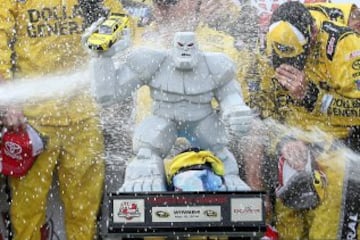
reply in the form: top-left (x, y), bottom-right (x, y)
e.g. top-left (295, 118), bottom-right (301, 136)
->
top-left (328, 34), bottom-right (360, 99)
top-left (305, 27), bottom-right (360, 127)
top-left (251, 56), bottom-right (282, 121)
top-left (0, 1), bottom-right (16, 80)
top-left (104, 0), bottom-right (125, 13)
top-left (307, 3), bottom-right (356, 26)
top-left (9, 0), bottom-right (126, 126)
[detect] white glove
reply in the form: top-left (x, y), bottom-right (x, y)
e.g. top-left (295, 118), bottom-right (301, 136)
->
top-left (223, 105), bottom-right (255, 137)
top-left (119, 149), bottom-right (167, 192)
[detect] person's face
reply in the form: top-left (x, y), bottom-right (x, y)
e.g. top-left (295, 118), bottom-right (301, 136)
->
top-left (349, 7), bottom-right (360, 34)
top-left (152, 0), bottom-right (200, 30)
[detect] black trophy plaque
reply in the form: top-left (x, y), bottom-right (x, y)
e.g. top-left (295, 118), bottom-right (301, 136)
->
top-left (101, 191), bottom-right (267, 239)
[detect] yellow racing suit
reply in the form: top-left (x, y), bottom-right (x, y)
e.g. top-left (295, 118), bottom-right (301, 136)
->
top-left (0, 1), bottom-right (124, 239)
top-left (256, 14), bottom-right (360, 239)
top-left (307, 2), bottom-right (358, 27)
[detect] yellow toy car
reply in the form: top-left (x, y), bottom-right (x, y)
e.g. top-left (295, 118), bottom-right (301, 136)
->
top-left (86, 13), bottom-right (130, 51)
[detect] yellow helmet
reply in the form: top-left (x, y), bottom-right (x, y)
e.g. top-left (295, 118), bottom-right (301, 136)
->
top-left (166, 148), bottom-right (225, 185)
top-left (266, 2), bottom-right (313, 70)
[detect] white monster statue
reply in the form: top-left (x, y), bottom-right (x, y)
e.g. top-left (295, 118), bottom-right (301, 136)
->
top-left (91, 32), bottom-right (254, 192)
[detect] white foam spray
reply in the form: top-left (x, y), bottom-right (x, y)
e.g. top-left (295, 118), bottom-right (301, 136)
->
top-left (0, 68), bottom-right (91, 107)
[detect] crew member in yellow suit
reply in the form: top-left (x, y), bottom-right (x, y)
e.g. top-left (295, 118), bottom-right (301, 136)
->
top-left (255, 2), bottom-right (360, 239)
top-left (241, 0), bottom-right (360, 214)
top-left (0, 1), bottom-right (124, 239)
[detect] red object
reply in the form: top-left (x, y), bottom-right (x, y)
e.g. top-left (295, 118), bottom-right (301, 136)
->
top-left (40, 222), bottom-right (51, 240)
top-left (1, 125), bottom-right (44, 177)
top-left (262, 224), bottom-right (279, 240)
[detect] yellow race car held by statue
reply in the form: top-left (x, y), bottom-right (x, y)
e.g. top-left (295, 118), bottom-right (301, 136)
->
top-left (86, 13), bottom-right (130, 51)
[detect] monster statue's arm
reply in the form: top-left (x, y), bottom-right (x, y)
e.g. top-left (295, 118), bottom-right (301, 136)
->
top-left (90, 47), bottom-right (166, 106)
top-left (207, 52), bottom-right (255, 136)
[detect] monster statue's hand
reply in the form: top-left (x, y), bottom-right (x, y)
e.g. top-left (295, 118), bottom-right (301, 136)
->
top-left (223, 105), bottom-right (255, 138)
top-left (223, 174), bottom-right (251, 191)
top-left (119, 148), bottom-right (167, 192)
top-left (85, 16), bottom-right (132, 106)
top-left (216, 148), bottom-right (251, 191)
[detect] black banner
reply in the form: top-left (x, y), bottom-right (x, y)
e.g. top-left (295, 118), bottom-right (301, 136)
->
top-left (102, 191), bottom-right (266, 238)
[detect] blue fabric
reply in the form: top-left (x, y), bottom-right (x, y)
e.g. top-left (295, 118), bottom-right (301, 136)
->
top-left (172, 169), bottom-right (224, 191)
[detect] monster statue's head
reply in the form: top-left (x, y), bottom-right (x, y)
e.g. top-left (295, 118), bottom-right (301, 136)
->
top-left (170, 32), bottom-right (200, 70)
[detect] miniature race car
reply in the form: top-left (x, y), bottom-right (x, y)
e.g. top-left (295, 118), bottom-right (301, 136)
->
top-left (86, 13), bottom-right (130, 51)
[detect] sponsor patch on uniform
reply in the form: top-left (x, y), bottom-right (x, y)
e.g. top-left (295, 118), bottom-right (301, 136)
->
top-left (327, 36), bottom-right (336, 56)
top-left (353, 59), bottom-right (360, 71)
top-left (346, 50), bottom-right (360, 61)
top-left (356, 80), bottom-right (360, 90)
top-left (353, 72), bottom-right (360, 78)
top-left (319, 81), bottom-right (331, 91)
